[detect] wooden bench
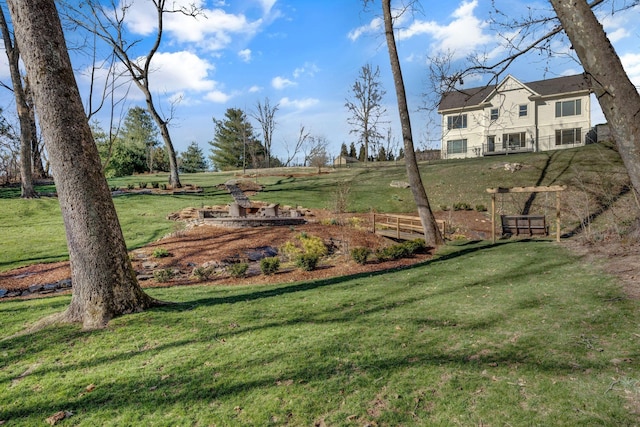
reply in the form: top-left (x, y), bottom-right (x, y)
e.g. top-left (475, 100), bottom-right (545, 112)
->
top-left (501, 215), bottom-right (548, 236)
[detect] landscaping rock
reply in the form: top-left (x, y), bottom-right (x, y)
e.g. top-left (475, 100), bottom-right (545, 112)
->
top-left (28, 284), bottom-right (43, 293)
top-left (390, 180), bottom-right (410, 188)
top-left (58, 279), bottom-right (72, 288)
top-left (0, 289), bottom-right (7, 298)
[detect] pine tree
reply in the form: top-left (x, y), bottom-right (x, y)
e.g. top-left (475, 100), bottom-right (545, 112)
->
top-left (358, 143), bottom-right (366, 162)
top-left (340, 142), bottom-right (349, 157)
top-left (209, 108), bottom-right (263, 171)
top-left (349, 142), bottom-right (357, 158)
top-left (179, 142), bottom-right (208, 173)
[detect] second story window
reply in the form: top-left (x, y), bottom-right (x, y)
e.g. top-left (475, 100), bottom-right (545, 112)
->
top-left (490, 108), bottom-right (499, 121)
top-left (519, 104), bottom-right (528, 117)
top-left (447, 114), bottom-right (467, 129)
top-left (555, 99), bottom-right (581, 117)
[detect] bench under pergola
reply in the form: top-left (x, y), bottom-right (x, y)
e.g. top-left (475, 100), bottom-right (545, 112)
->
top-left (486, 185), bottom-right (567, 243)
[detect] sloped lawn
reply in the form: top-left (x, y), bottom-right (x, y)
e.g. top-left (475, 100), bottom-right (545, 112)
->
top-left (1, 241), bottom-right (639, 425)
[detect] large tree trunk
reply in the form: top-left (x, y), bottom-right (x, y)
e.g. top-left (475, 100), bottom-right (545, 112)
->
top-left (381, 0), bottom-right (443, 246)
top-left (550, 0), bottom-right (640, 201)
top-left (7, 0), bottom-right (157, 329)
top-left (0, 8), bottom-right (37, 198)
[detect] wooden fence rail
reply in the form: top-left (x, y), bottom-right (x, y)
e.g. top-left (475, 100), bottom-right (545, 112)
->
top-left (372, 213), bottom-right (446, 241)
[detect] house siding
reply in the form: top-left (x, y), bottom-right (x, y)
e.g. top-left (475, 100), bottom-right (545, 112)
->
top-left (438, 75), bottom-right (591, 159)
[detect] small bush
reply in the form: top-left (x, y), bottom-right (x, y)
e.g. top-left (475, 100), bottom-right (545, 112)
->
top-left (260, 257), bottom-right (280, 275)
top-left (350, 247), bottom-right (371, 265)
top-left (347, 217), bottom-right (365, 228)
top-left (295, 253), bottom-right (319, 271)
top-left (138, 182), bottom-right (148, 189)
top-left (475, 204), bottom-right (487, 212)
top-left (320, 218), bottom-right (339, 226)
top-left (153, 268), bottom-right (174, 283)
top-left (453, 202), bottom-right (472, 211)
top-left (439, 205), bottom-right (449, 211)
top-left (192, 266), bottom-right (215, 281)
top-left (152, 248), bottom-right (170, 258)
top-left (279, 241), bottom-right (300, 261)
top-left (110, 186), bottom-right (119, 192)
top-left (151, 182), bottom-right (160, 189)
top-left (403, 239), bottom-right (427, 254)
top-left (299, 234), bottom-right (328, 258)
top-left (160, 183), bottom-right (168, 190)
top-left (127, 184), bottom-right (135, 190)
top-left (228, 262), bottom-right (249, 278)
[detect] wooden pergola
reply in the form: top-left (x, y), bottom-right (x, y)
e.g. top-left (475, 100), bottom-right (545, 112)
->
top-left (486, 185), bottom-right (567, 243)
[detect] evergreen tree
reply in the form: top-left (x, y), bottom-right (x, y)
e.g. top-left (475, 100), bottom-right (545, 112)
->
top-left (377, 146), bottom-right (387, 162)
top-left (179, 142), bottom-right (208, 173)
top-left (358, 143), bottom-right (366, 162)
top-left (209, 108), bottom-right (263, 171)
top-left (340, 142), bottom-right (349, 157)
top-left (349, 141), bottom-right (357, 158)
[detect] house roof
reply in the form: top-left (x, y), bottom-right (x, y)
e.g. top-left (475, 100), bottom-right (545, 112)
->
top-left (438, 74), bottom-right (591, 112)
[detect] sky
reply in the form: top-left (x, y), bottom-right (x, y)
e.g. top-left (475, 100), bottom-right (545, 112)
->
top-left (1, 0), bottom-right (639, 165)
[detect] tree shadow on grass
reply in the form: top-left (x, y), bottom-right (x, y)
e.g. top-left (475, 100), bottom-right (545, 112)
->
top-left (154, 240), bottom-right (532, 312)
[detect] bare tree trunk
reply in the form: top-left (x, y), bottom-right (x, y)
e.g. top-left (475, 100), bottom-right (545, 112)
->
top-left (381, 0), bottom-right (443, 246)
top-left (0, 8), bottom-right (37, 198)
top-left (145, 97), bottom-right (181, 187)
top-left (550, 0), bottom-right (640, 201)
top-left (7, 0), bottom-right (157, 329)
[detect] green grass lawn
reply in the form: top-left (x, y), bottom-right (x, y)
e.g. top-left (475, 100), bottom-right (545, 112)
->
top-left (0, 143), bottom-right (631, 271)
top-left (1, 241), bottom-right (638, 425)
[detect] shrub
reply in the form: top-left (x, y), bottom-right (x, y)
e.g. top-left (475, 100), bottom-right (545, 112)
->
top-left (138, 182), bottom-right (148, 189)
top-left (153, 268), bottom-right (174, 283)
top-left (403, 239), bottom-right (427, 254)
top-left (453, 202), bottom-right (471, 211)
top-left (350, 247), bottom-right (371, 265)
top-left (110, 186), bottom-right (119, 192)
top-left (160, 183), bottom-right (167, 190)
top-left (439, 205), bottom-right (450, 211)
top-left (127, 184), bottom-right (135, 190)
top-left (151, 182), bottom-right (160, 189)
top-left (279, 241), bottom-right (300, 261)
top-left (260, 257), bottom-right (280, 275)
top-left (299, 234), bottom-right (328, 258)
top-left (152, 248), bottom-right (170, 258)
top-left (295, 253), bottom-right (319, 271)
top-left (475, 204), bottom-right (487, 212)
top-left (192, 266), bottom-right (215, 281)
top-left (228, 262), bottom-right (249, 278)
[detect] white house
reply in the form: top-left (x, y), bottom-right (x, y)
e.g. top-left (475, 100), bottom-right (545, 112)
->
top-left (438, 74), bottom-right (592, 159)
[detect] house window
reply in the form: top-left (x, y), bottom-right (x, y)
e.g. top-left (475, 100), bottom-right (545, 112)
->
top-left (447, 139), bottom-right (467, 154)
top-left (555, 128), bottom-right (581, 145)
top-left (502, 132), bottom-right (527, 149)
top-left (490, 108), bottom-right (499, 121)
top-left (519, 104), bottom-right (528, 117)
top-left (555, 99), bottom-right (582, 117)
top-left (447, 114), bottom-right (467, 129)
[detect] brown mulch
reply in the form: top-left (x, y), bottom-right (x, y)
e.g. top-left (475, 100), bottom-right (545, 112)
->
top-left (3, 208), bottom-right (638, 301)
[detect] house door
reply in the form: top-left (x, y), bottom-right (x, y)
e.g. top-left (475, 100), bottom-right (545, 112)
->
top-left (487, 135), bottom-right (495, 153)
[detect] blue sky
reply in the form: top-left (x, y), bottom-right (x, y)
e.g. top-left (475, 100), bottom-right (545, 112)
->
top-left (1, 0), bottom-right (639, 164)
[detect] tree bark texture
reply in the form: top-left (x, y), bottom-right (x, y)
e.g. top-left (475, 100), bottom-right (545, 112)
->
top-left (550, 0), bottom-right (640, 200)
top-left (381, 0), bottom-right (444, 246)
top-left (7, 0), bottom-right (156, 328)
top-left (0, 8), bottom-right (37, 198)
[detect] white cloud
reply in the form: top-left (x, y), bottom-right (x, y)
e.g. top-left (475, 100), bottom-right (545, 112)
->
top-left (272, 76), bottom-right (296, 89)
top-left (398, 0), bottom-right (492, 60)
top-left (248, 85), bottom-right (262, 93)
top-left (279, 97), bottom-right (319, 110)
top-left (347, 17), bottom-right (383, 41)
top-left (238, 49), bottom-right (252, 62)
top-left (293, 62), bottom-right (319, 78)
top-left (123, 0), bottom-right (263, 52)
top-left (621, 52), bottom-right (640, 88)
top-left (204, 90), bottom-right (233, 103)
top-left (148, 51), bottom-right (216, 93)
